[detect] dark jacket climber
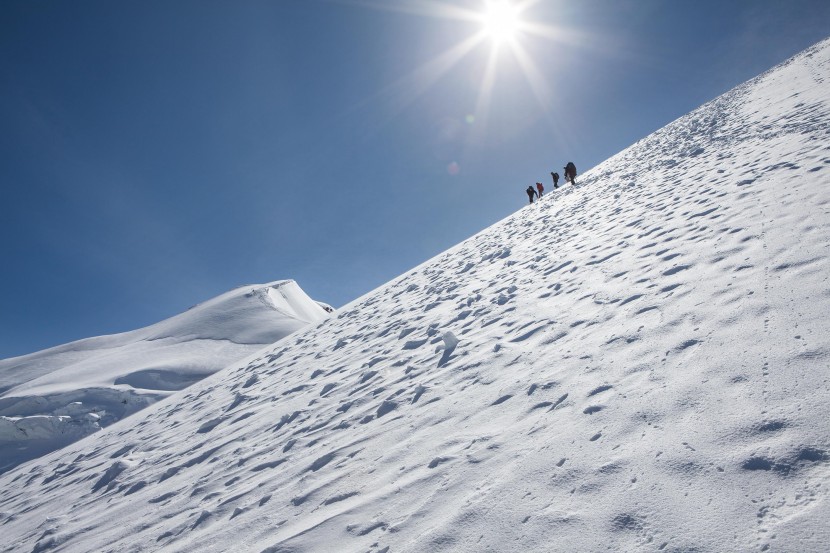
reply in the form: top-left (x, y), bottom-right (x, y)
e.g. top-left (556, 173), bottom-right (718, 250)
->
top-left (564, 162), bottom-right (577, 185)
top-left (526, 185), bottom-right (538, 204)
top-left (551, 171), bottom-right (560, 188)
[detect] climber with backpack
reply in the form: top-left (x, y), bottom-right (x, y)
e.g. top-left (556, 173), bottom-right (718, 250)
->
top-left (564, 162), bottom-right (577, 185)
top-left (526, 185), bottom-right (538, 204)
top-left (551, 171), bottom-right (560, 188)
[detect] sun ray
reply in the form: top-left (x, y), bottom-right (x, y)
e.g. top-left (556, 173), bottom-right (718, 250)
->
top-left (346, 31), bottom-right (487, 129)
top-left (468, 40), bottom-right (502, 141)
top-left (333, 0), bottom-right (482, 24)
top-left (507, 39), bottom-right (553, 113)
top-left (521, 20), bottom-right (586, 46)
top-left (384, 34), bottom-right (486, 113)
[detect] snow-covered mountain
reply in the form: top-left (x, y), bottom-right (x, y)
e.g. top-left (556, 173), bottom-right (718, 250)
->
top-left (2, 39), bottom-right (830, 553)
top-left (0, 280), bottom-right (330, 474)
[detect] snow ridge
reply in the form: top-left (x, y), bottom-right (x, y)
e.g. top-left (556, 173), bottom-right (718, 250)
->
top-left (2, 38), bottom-right (830, 553)
top-left (0, 280), bottom-right (329, 473)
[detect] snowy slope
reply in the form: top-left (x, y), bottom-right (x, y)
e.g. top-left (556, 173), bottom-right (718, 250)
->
top-left (0, 280), bottom-right (330, 473)
top-left (2, 39), bottom-right (830, 553)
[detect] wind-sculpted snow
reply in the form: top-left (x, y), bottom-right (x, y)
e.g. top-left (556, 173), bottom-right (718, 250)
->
top-left (2, 39), bottom-right (830, 553)
top-left (0, 280), bottom-right (329, 473)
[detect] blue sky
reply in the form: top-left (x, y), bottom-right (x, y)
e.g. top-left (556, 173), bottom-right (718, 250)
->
top-left (1, 0), bottom-right (828, 359)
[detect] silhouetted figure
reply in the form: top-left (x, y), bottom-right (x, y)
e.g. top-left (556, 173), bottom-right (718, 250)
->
top-left (551, 172), bottom-right (560, 188)
top-left (536, 182), bottom-right (544, 197)
top-left (526, 185), bottom-right (538, 204)
top-left (564, 162), bottom-right (577, 185)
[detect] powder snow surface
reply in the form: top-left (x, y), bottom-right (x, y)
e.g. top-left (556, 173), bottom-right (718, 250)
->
top-left (2, 39), bottom-right (830, 553)
top-left (0, 280), bottom-right (329, 474)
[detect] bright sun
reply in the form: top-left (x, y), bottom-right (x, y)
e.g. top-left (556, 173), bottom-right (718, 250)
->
top-left (481, 0), bottom-right (521, 43)
top-left (351, 0), bottom-right (564, 136)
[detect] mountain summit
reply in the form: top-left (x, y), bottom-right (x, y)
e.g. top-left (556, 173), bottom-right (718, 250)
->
top-left (2, 39), bottom-right (829, 553)
top-left (0, 280), bottom-right (330, 473)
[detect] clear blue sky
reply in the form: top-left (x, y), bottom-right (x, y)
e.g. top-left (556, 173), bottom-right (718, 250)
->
top-left (1, 0), bottom-right (828, 359)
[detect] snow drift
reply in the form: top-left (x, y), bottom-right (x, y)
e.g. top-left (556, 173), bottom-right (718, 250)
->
top-left (0, 280), bottom-right (330, 473)
top-left (1, 39), bottom-right (830, 553)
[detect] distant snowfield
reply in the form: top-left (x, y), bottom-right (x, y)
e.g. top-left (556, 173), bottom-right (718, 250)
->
top-left (0, 280), bottom-right (330, 473)
top-left (2, 39), bottom-right (830, 553)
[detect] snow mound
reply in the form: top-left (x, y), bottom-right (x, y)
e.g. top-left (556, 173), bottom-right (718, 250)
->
top-left (1, 39), bottom-right (830, 553)
top-left (0, 280), bottom-right (330, 473)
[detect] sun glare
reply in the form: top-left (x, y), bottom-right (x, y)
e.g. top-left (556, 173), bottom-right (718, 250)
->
top-left (481, 1), bottom-right (521, 43)
top-left (354, 0), bottom-right (568, 137)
